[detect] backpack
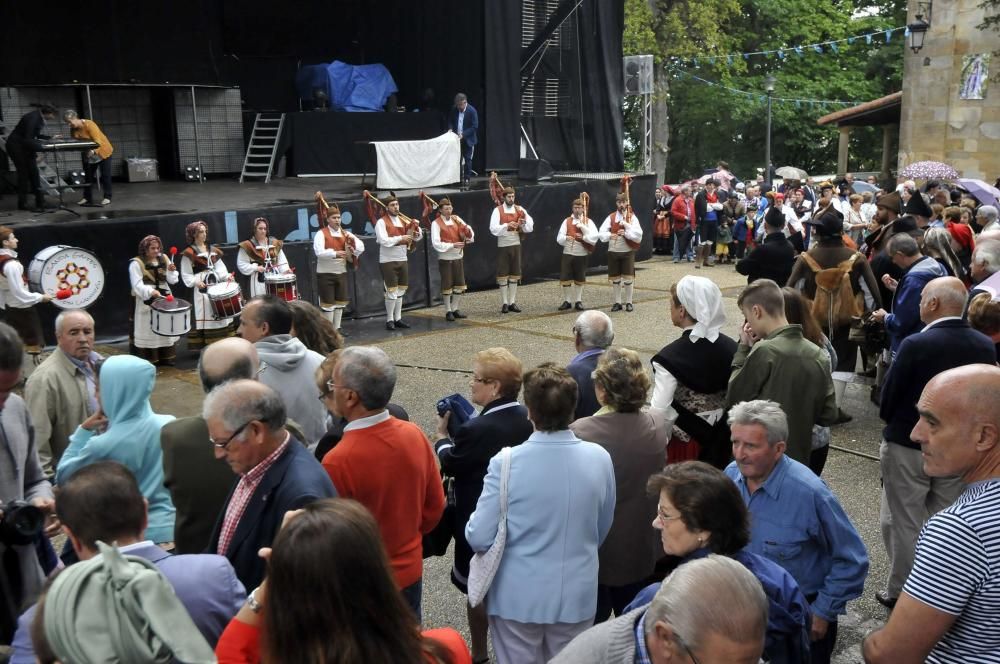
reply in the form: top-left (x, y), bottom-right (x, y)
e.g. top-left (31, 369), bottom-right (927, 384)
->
top-left (800, 252), bottom-right (863, 331)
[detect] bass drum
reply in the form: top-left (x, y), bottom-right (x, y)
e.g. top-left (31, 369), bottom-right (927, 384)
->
top-left (28, 246), bottom-right (105, 310)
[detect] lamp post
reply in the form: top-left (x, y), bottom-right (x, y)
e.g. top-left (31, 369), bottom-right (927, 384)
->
top-left (908, 1), bottom-right (933, 54)
top-left (763, 75), bottom-right (776, 187)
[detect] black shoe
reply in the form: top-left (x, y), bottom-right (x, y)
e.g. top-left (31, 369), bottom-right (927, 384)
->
top-left (558, 301), bottom-right (572, 311)
top-left (337, 328), bottom-right (350, 337)
top-left (611, 303), bottom-right (623, 312)
top-left (859, 366), bottom-right (877, 378)
top-left (835, 408), bottom-right (853, 425)
top-left (875, 591), bottom-right (897, 609)
top-left (501, 304), bottom-right (509, 314)
top-left (625, 303), bottom-right (634, 312)
top-left (385, 321), bottom-right (396, 331)
top-left (394, 319), bottom-right (411, 329)
top-left (508, 303), bottom-right (522, 313)
top-left (574, 302), bottom-right (585, 311)
top-left (446, 311), bottom-right (456, 322)
top-left (453, 310), bottom-right (467, 319)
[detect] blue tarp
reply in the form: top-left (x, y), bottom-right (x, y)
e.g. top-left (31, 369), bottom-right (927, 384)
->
top-left (296, 61), bottom-right (398, 112)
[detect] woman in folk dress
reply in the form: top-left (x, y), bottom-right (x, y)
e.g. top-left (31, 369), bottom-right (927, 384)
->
top-left (236, 216), bottom-right (289, 298)
top-left (128, 235), bottom-right (179, 366)
top-left (179, 220), bottom-right (235, 351)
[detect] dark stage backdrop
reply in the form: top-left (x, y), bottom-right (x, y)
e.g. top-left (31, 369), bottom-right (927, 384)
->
top-left (15, 176), bottom-right (654, 343)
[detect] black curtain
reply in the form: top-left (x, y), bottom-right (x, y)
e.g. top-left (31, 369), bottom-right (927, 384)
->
top-left (576, 1), bottom-right (624, 172)
top-left (484, 2), bottom-right (521, 171)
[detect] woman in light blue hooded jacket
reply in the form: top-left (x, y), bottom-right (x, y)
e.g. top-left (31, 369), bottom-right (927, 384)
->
top-left (55, 355), bottom-right (177, 544)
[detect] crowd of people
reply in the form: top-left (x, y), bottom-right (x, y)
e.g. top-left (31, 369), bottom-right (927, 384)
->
top-left (0, 169), bottom-right (999, 664)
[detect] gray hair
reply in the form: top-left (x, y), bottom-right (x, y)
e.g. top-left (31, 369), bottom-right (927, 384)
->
top-left (54, 309), bottom-right (93, 334)
top-left (727, 399), bottom-right (788, 445)
top-left (0, 322), bottom-right (23, 370)
top-left (643, 555), bottom-right (767, 654)
top-left (574, 310), bottom-right (614, 349)
top-left (63, 109), bottom-right (79, 121)
top-left (973, 239), bottom-right (1000, 276)
top-left (202, 379), bottom-right (286, 438)
top-left (977, 205), bottom-right (999, 223)
top-left (887, 232), bottom-right (920, 258)
top-left (337, 346), bottom-right (396, 410)
top-left (454, 92), bottom-right (468, 104)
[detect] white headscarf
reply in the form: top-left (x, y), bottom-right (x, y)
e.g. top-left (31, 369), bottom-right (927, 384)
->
top-left (676, 275), bottom-right (727, 343)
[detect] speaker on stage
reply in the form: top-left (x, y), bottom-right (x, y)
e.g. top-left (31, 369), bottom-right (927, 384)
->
top-left (518, 158), bottom-right (553, 182)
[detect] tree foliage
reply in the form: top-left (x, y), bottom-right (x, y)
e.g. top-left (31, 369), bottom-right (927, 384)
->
top-left (625, 0), bottom-right (906, 181)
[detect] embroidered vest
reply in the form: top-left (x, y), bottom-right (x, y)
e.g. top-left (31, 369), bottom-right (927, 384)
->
top-left (131, 256), bottom-right (171, 294)
top-left (182, 245), bottom-right (222, 271)
top-left (564, 217), bottom-right (595, 253)
top-left (609, 213), bottom-right (641, 251)
top-left (239, 238), bottom-right (283, 265)
top-left (381, 214), bottom-right (408, 237)
top-left (435, 217), bottom-right (465, 244)
top-left (322, 226), bottom-right (349, 251)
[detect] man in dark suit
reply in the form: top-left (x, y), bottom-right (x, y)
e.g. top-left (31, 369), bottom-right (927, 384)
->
top-left (5, 105), bottom-right (57, 211)
top-left (448, 93), bottom-right (478, 187)
top-left (160, 337), bottom-right (261, 554)
top-left (736, 204), bottom-right (796, 285)
top-left (876, 276), bottom-right (997, 609)
top-left (205, 379), bottom-right (336, 590)
top-left (567, 310), bottom-right (614, 420)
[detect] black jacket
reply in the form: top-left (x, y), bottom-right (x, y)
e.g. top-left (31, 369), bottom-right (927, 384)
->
top-left (880, 319), bottom-right (997, 448)
top-left (736, 232), bottom-right (796, 285)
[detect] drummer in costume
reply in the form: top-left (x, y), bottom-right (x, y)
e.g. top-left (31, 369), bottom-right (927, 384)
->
top-left (128, 235), bottom-right (180, 366)
top-left (430, 197), bottom-right (474, 322)
top-left (556, 197), bottom-right (599, 311)
top-left (599, 193), bottom-right (643, 312)
top-left (0, 226), bottom-right (53, 356)
top-left (374, 194), bottom-right (423, 331)
top-left (237, 217), bottom-right (290, 298)
top-left (179, 220), bottom-right (235, 349)
top-left (488, 186), bottom-right (534, 313)
top-left (313, 197), bottom-right (363, 335)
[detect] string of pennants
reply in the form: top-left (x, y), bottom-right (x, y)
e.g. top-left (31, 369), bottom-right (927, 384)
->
top-left (670, 25), bottom-right (907, 69)
top-left (669, 68), bottom-right (858, 109)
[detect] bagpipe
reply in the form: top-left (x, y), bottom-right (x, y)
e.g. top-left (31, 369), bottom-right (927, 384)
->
top-left (315, 191), bottom-right (361, 266)
top-left (616, 175), bottom-right (641, 251)
top-left (419, 192), bottom-right (474, 241)
top-left (364, 190), bottom-right (420, 253)
top-left (489, 171), bottom-right (526, 237)
top-left (574, 191), bottom-right (596, 253)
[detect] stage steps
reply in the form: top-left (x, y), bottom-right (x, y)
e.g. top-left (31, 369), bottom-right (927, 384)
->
top-left (240, 113), bottom-right (285, 183)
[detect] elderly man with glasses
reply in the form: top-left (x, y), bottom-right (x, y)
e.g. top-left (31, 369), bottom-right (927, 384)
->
top-left (205, 379), bottom-right (335, 591)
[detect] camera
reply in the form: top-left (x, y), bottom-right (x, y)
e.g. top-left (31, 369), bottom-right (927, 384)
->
top-left (0, 500), bottom-right (44, 546)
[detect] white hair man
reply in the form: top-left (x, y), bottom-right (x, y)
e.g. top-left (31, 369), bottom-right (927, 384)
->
top-left (552, 555), bottom-right (768, 663)
top-left (976, 204), bottom-right (999, 234)
top-left (24, 309), bottom-right (101, 476)
top-left (567, 310), bottom-right (614, 420)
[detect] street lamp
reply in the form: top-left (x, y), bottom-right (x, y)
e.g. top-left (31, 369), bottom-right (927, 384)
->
top-left (908, 1), bottom-right (932, 54)
top-left (763, 75), bottom-right (776, 187)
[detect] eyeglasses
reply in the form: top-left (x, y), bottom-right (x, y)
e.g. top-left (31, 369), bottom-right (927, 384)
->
top-left (318, 379), bottom-right (351, 401)
top-left (674, 632), bottom-right (703, 664)
top-left (657, 506), bottom-right (683, 523)
top-left (210, 420), bottom-right (253, 450)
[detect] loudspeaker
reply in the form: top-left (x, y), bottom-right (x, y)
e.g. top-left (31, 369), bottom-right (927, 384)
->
top-left (623, 55), bottom-right (654, 95)
top-left (518, 158), bottom-right (553, 182)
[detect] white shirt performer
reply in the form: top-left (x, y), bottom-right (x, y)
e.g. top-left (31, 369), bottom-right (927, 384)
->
top-left (0, 227), bottom-right (52, 355)
top-left (430, 197), bottom-right (475, 322)
top-left (489, 187), bottom-right (534, 314)
top-left (375, 194), bottom-right (423, 331)
top-left (237, 217), bottom-right (290, 298)
top-left (598, 193), bottom-right (643, 312)
top-left (128, 235), bottom-right (180, 366)
top-left (313, 201), bottom-right (364, 334)
top-left (180, 220), bottom-right (235, 350)
top-left (556, 198), bottom-right (599, 311)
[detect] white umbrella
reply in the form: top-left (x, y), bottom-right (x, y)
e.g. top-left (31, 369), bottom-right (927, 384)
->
top-left (775, 166), bottom-right (808, 180)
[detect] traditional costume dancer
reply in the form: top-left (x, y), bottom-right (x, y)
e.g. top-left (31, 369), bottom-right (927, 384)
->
top-left (180, 221), bottom-right (235, 350)
top-left (129, 235), bottom-right (180, 366)
top-left (429, 196), bottom-right (474, 321)
top-left (599, 188), bottom-right (643, 312)
top-left (556, 197), bottom-right (598, 311)
top-left (488, 182), bottom-right (533, 313)
top-left (313, 194), bottom-right (363, 335)
top-left (374, 194), bottom-right (422, 330)
top-left (237, 217), bottom-right (289, 298)
top-left (0, 226), bottom-right (52, 356)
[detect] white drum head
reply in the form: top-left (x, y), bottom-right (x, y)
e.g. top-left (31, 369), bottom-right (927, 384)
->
top-left (28, 246), bottom-right (105, 310)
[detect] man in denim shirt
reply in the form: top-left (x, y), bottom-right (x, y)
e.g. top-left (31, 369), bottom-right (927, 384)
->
top-left (724, 400), bottom-right (868, 664)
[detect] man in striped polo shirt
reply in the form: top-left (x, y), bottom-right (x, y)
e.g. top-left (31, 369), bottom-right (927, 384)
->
top-left (863, 364), bottom-right (1000, 664)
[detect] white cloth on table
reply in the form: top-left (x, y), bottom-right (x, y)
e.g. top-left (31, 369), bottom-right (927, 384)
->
top-left (129, 259), bottom-right (179, 349)
top-left (373, 132), bottom-right (461, 189)
top-left (180, 253), bottom-right (232, 330)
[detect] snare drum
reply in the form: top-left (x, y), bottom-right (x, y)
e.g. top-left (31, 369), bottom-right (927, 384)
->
top-left (207, 281), bottom-right (243, 320)
top-left (28, 246), bottom-right (106, 309)
top-left (264, 271), bottom-right (298, 302)
top-left (149, 297), bottom-right (192, 337)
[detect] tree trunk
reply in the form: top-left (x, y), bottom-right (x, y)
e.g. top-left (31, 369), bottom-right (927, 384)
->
top-left (649, 0), bottom-right (669, 180)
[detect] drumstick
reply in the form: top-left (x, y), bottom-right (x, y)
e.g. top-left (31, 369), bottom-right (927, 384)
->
top-left (169, 246), bottom-right (178, 264)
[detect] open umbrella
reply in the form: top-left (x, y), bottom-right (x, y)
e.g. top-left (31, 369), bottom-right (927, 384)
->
top-left (899, 161), bottom-right (959, 180)
top-left (956, 178), bottom-right (1000, 208)
top-left (775, 166), bottom-right (808, 180)
top-left (851, 181), bottom-right (879, 195)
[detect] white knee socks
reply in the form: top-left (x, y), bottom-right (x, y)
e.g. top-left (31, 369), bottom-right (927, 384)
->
top-left (508, 281), bottom-right (518, 303)
top-left (394, 297), bottom-right (403, 321)
top-left (612, 280), bottom-right (622, 304)
top-left (333, 308), bottom-right (343, 329)
top-left (384, 297), bottom-right (395, 320)
top-left (624, 281), bottom-right (634, 304)
top-left (443, 294), bottom-right (452, 312)
top-left (573, 284), bottom-right (583, 303)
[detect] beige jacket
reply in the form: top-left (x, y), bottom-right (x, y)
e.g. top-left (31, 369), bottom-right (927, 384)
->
top-left (24, 349), bottom-right (95, 476)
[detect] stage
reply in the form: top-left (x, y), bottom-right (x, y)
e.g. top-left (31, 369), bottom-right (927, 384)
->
top-left (1, 173), bottom-right (656, 342)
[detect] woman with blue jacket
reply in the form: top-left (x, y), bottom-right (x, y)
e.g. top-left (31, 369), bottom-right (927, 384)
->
top-left (465, 362), bottom-right (616, 664)
top-left (55, 355), bottom-right (176, 545)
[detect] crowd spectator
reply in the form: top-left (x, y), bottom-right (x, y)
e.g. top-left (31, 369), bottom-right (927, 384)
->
top-left (864, 365), bottom-right (1000, 662)
top-left (737, 192), bottom-right (796, 284)
top-left (288, 299), bottom-right (344, 351)
top-left (694, 179), bottom-right (723, 267)
top-left (24, 309), bottom-right (101, 477)
top-left (215, 499), bottom-right (470, 664)
top-left (320, 346), bottom-right (445, 619)
top-left (206, 379), bottom-right (336, 590)
top-left (434, 347), bottom-right (532, 661)
top-left (566, 310), bottom-right (614, 420)
top-left (726, 279), bottom-right (838, 464)
top-left (968, 291), bottom-right (1000, 355)
top-left (977, 204), bottom-right (1000, 234)
top-left (465, 363), bottom-right (615, 663)
top-left (970, 237), bottom-right (1000, 292)
top-left (571, 348), bottom-right (667, 620)
top-left (725, 400), bottom-right (868, 664)
top-left (922, 226), bottom-right (964, 279)
top-left (160, 337), bottom-right (260, 554)
top-left (650, 276), bottom-right (737, 466)
top-left (237, 295), bottom-right (327, 448)
top-left (669, 184), bottom-right (695, 263)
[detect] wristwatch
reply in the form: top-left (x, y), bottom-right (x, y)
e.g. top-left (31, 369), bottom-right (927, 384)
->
top-left (247, 586), bottom-right (263, 613)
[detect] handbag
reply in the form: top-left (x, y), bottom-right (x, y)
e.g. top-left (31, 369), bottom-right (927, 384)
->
top-left (467, 446), bottom-right (512, 608)
top-left (422, 476), bottom-right (456, 558)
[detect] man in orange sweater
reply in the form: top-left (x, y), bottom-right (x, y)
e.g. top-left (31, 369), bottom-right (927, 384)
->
top-left (320, 346), bottom-right (445, 619)
top-left (64, 109), bottom-right (114, 206)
